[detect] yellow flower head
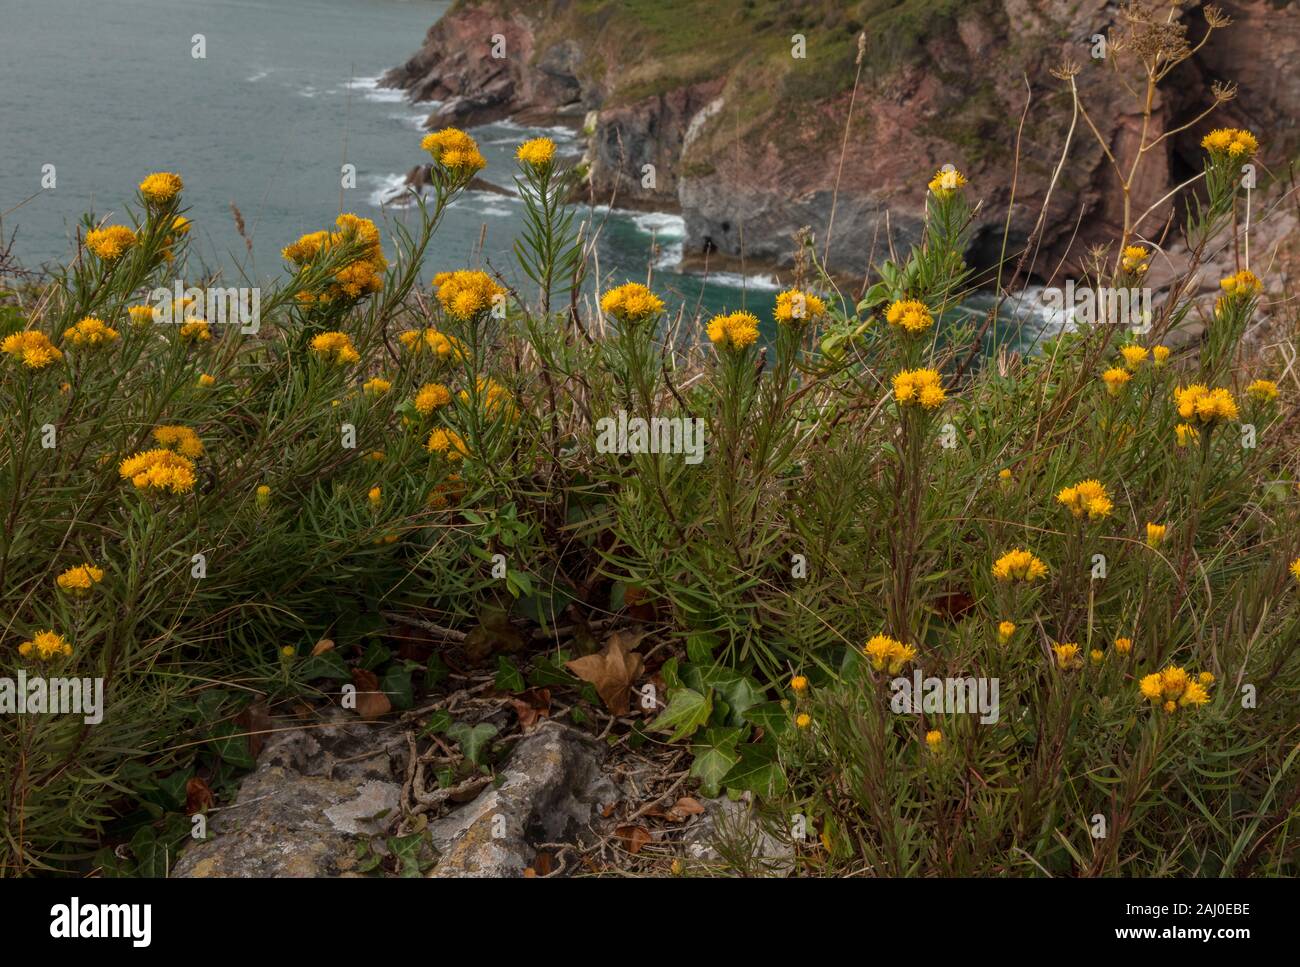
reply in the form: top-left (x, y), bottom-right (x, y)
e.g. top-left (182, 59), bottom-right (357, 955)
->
top-left (1179, 680), bottom-right (1210, 707)
top-left (997, 620), bottom-right (1016, 643)
top-left (426, 427), bottom-right (469, 461)
top-left (414, 382), bottom-right (452, 415)
top-left (516, 137), bottom-right (556, 168)
top-left (118, 448), bottom-right (197, 495)
top-left (1139, 672), bottom-right (1164, 702)
top-left (367, 486), bottom-right (381, 507)
top-left (927, 167), bottom-right (967, 196)
top-left (992, 548), bottom-right (1049, 583)
top-left (706, 311), bottom-right (761, 350)
top-left (56, 564), bottom-right (105, 593)
top-left (398, 327), bottom-right (467, 361)
top-left (152, 425), bottom-right (204, 458)
top-left (1201, 127), bottom-right (1258, 159)
top-left (1198, 671), bottom-right (1215, 686)
top-left (864, 634), bottom-right (916, 673)
top-left (1174, 422), bottom-right (1200, 447)
top-left (255, 484), bottom-right (271, 509)
top-left (139, 171), bottom-right (184, 205)
top-left (63, 316), bottom-right (120, 349)
top-left (1145, 522), bottom-right (1167, 547)
top-left (1174, 384), bottom-right (1238, 423)
top-left (1090, 649), bottom-right (1105, 665)
top-left (1102, 367), bottom-right (1131, 396)
top-left (925, 729), bottom-right (943, 749)
top-left (884, 299), bottom-right (934, 334)
top-left (774, 288), bottom-right (827, 326)
top-left (1115, 637), bottom-right (1133, 655)
top-left (2, 330), bottom-right (64, 369)
top-left (363, 377), bottom-right (391, 396)
top-left (1289, 557), bottom-right (1300, 585)
top-left (998, 468), bottom-right (1012, 482)
top-left (129, 305), bottom-right (158, 328)
top-left (1052, 642), bottom-right (1083, 670)
top-left (197, 373), bottom-right (215, 388)
top-left (1120, 345), bottom-right (1149, 370)
top-left (178, 320), bottom-right (211, 344)
top-left (283, 215), bottom-right (386, 302)
top-left (795, 712), bottom-right (812, 729)
top-left (310, 330), bottom-right (360, 365)
top-left (422, 127), bottom-right (487, 174)
top-left (85, 225), bottom-right (137, 261)
top-left (790, 675), bottom-right (808, 693)
top-left (892, 368), bottom-right (946, 409)
top-left (1246, 379), bottom-right (1279, 402)
top-left (1056, 479), bottom-right (1112, 520)
top-left (1219, 269), bottom-right (1263, 299)
top-left (433, 269), bottom-right (504, 321)
top-left (1152, 345), bottom-right (1171, 366)
top-left (600, 282), bottom-right (665, 325)
top-left (1120, 245), bottom-right (1150, 273)
top-left (20, 630), bottom-right (73, 661)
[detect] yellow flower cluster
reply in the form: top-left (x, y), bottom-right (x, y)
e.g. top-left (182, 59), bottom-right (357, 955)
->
top-left (138, 171), bottom-right (184, 205)
top-left (363, 377), bottom-right (391, 396)
top-left (414, 382), bottom-right (452, 415)
top-left (927, 167), bottom-right (967, 196)
top-left (864, 634), bottom-right (918, 674)
top-left (997, 620), bottom-right (1016, 642)
top-left (56, 564), bottom-right (105, 593)
top-left (1290, 558), bottom-right (1300, 584)
top-left (433, 269), bottom-right (504, 321)
top-left (85, 225), bottom-right (137, 261)
top-left (459, 376), bottom-right (514, 417)
top-left (426, 428), bottom-right (469, 461)
top-left (1102, 367), bottom-right (1131, 396)
top-left (1120, 245), bottom-right (1149, 273)
top-left (516, 137), bottom-right (556, 168)
top-left (398, 327), bottom-right (466, 360)
top-left (1114, 637), bottom-right (1133, 655)
top-left (892, 368), bottom-right (945, 409)
top-left (885, 299), bottom-right (934, 334)
top-left (422, 127), bottom-right (487, 174)
top-left (1174, 384), bottom-right (1238, 423)
top-left (18, 630), bottom-right (72, 661)
top-left (179, 320), bottom-right (211, 343)
top-left (63, 316), bottom-right (120, 348)
top-left (600, 283), bottom-right (665, 325)
top-left (925, 729), bottom-right (942, 749)
top-left (1145, 522), bottom-right (1167, 547)
top-left (992, 548), bottom-right (1049, 582)
top-left (774, 288), bottom-right (827, 325)
top-left (283, 214), bottom-right (386, 302)
top-left (1056, 479), bottom-right (1112, 519)
top-left (152, 425), bottom-right (204, 458)
top-left (2, 330), bottom-right (64, 369)
top-left (1139, 665), bottom-right (1212, 712)
top-left (118, 448), bottom-right (197, 494)
top-left (1246, 379), bottom-right (1279, 401)
top-left (1219, 269), bottom-right (1262, 299)
top-left (129, 305), bottom-right (158, 328)
top-left (1052, 642), bottom-right (1083, 669)
top-left (707, 311), bottom-right (761, 350)
top-left (1201, 127), bottom-right (1258, 159)
top-left (1152, 345), bottom-right (1170, 366)
top-left (1120, 345), bottom-right (1148, 370)
top-left (310, 331), bottom-right (361, 365)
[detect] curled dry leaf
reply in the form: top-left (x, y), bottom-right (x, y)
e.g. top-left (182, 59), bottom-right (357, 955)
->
top-left (350, 667), bottom-right (392, 720)
top-left (311, 638), bottom-right (335, 656)
top-left (614, 824), bottom-right (653, 855)
top-left (185, 776), bottom-right (214, 815)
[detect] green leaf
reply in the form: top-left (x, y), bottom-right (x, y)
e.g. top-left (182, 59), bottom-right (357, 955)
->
top-left (297, 649), bottom-right (351, 682)
top-left (495, 656), bottom-right (525, 693)
top-left (743, 700), bottom-right (791, 736)
top-left (446, 721), bottom-right (499, 765)
top-left (690, 727), bottom-right (744, 798)
top-left (685, 633), bottom-right (720, 664)
top-left (208, 723), bottom-right (256, 769)
top-left (422, 709), bottom-right (452, 735)
top-left (425, 653), bottom-right (449, 687)
top-left (381, 663), bottom-right (415, 710)
top-left (649, 687), bottom-right (712, 743)
top-left (722, 740), bottom-right (787, 799)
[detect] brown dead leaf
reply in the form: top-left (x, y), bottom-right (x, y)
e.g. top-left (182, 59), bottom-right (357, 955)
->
top-left (311, 638), bottom-right (335, 656)
top-left (185, 776), bottom-right (214, 815)
top-left (533, 851), bottom-right (554, 876)
top-left (667, 797), bottom-right (705, 821)
top-left (350, 668), bottom-right (392, 719)
top-left (235, 701), bottom-right (272, 760)
top-left (564, 631), bottom-right (645, 715)
top-left (614, 824), bottom-right (653, 855)
top-left (510, 687), bottom-right (552, 730)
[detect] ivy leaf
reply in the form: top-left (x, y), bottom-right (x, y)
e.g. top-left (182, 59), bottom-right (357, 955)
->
top-left (722, 739), bottom-right (787, 798)
top-left (495, 656), bottom-right (526, 693)
top-left (446, 721), bottom-right (499, 765)
top-left (690, 727), bottom-right (744, 798)
top-left (649, 687), bottom-right (712, 743)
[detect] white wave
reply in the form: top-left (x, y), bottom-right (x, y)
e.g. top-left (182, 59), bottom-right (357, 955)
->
top-left (367, 173), bottom-right (415, 208)
top-left (343, 76), bottom-right (409, 103)
top-left (631, 211), bottom-right (686, 239)
top-left (391, 110), bottom-right (437, 131)
top-left (695, 270), bottom-right (783, 292)
top-left (246, 69), bottom-right (270, 83)
top-left (477, 118), bottom-right (581, 143)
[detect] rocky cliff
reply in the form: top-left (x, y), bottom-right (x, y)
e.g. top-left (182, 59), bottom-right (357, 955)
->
top-left (383, 0), bottom-right (1300, 281)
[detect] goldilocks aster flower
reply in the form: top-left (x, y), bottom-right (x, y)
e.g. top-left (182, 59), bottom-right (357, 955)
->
top-left (426, 428), bottom-right (468, 461)
top-left (1139, 665), bottom-right (1211, 710)
top-left (774, 288), bottom-right (827, 325)
top-left (1174, 384), bottom-right (1238, 423)
top-left (1056, 479), bottom-right (1112, 519)
top-left (1246, 379), bottom-right (1279, 402)
top-left (706, 311), bottom-right (760, 350)
top-left (118, 448), bottom-right (197, 494)
top-left (138, 171), bottom-right (183, 205)
top-left (63, 316), bottom-right (120, 348)
top-left (422, 127), bottom-right (487, 174)
top-left (433, 270), bottom-right (504, 321)
top-left (884, 299), bottom-right (934, 334)
top-left (863, 634), bottom-right (918, 674)
top-left (414, 382), bottom-right (452, 415)
top-left (992, 548), bottom-right (1048, 582)
top-left (2, 330), bottom-right (63, 369)
top-left (892, 368), bottom-right (945, 409)
top-left (56, 564), bottom-right (104, 593)
top-left (310, 331), bottom-right (360, 365)
top-left (152, 425), bottom-right (203, 458)
top-left (85, 225), bottom-right (136, 261)
top-left (516, 137), bottom-right (556, 168)
top-left (1201, 127), bottom-right (1258, 159)
top-left (600, 283), bottom-right (664, 325)
top-left (18, 630), bottom-right (73, 660)
top-left (1102, 367), bottom-right (1131, 396)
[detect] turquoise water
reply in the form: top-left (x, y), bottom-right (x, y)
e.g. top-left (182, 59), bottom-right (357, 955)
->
top-left (0, 0), bottom-right (778, 322)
